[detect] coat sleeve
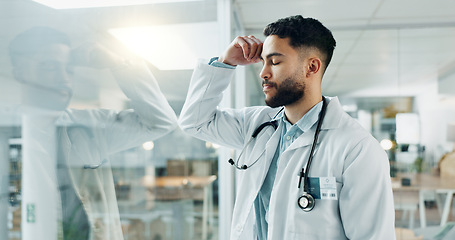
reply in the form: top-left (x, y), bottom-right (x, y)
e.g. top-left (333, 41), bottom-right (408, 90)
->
top-left (65, 60), bottom-right (178, 154)
top-left (339, 136), bottom-right (396, 240)
top-left (178, 59), bottom-right (247, 150)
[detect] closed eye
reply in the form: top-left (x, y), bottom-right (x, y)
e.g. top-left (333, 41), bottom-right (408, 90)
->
top-left (66, 66), bottom-right (74, 76)
top-left (39, 61), bottom-right (58, 71)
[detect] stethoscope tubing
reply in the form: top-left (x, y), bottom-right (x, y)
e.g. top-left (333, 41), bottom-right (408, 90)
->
top-left (230, 97), bottom-right (327, 173)
top-left (228, 110), bottom-right (282, 170)
top-left (229, 96), bottom-right (328, 212)
top-left (301, 97), bottom-right (327, 192)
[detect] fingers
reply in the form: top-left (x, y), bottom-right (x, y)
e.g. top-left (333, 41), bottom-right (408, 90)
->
top-left (70, 42), bottom-right (98, 67)
top-left (70, 42), bottom-right (121, 69)
top-left (246, 35), bottom-right (263, 61)
top-left (235, 35), bottom-right (263, 62)
top-left (69, 45), bottom-right (88, 66)
top-left (218, 35), bottom-right (263, 66)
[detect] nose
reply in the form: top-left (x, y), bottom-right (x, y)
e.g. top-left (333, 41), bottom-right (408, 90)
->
top-left (57, 66), bottom-right (70, 80)
top-left (57, 66), bottom-right (67, 78)
top-left (259, 65), bottom-right (271, 80)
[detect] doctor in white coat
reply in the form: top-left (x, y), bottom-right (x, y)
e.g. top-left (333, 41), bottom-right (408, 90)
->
top-left (9, 27), bottom-right (178, 240)
top-left (179, 16), bottom-right (395, 239)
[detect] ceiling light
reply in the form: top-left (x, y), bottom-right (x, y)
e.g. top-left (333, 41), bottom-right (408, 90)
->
top-left (109, 22), bottom-right (219, 70)
top-left (33, 0), bottom-right (201, 9)
top-left (142, 141), bottom-right (154, 150)
top-left (380, 139), bottom-right (394, 151)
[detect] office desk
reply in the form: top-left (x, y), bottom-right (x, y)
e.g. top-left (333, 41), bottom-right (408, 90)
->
top-left (393, 173), bottom-right (455, 227)
top-left (142, 175), bottom-right (217, 240)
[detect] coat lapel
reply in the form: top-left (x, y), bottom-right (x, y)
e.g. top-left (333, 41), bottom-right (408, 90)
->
top-left (285, 97), bottom-right (343, 152)
top-left (254, 123), bottom-right (282, 180)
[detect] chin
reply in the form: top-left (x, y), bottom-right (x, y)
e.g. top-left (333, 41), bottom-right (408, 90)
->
top-left (263, 92), bottom-right (274, 100)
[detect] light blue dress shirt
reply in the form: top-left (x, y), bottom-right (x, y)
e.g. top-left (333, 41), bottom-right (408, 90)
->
top-left (208, 57), bottom-right (323, 240)
top-left (253, 102), bottom-right (323, 240)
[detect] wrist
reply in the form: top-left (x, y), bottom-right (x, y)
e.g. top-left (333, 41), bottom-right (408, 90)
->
top-left (218, 56), bottom-right (237, 67)
top-left (109, 58), bottom-right (136, 72)
top-left (209, 57), bottom-right (236, 69)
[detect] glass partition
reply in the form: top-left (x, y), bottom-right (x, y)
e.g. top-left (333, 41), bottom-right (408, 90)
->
top-left (2, 1), bottom-right (455, 240)
top-left (1, 1), bottom-right (222, 240)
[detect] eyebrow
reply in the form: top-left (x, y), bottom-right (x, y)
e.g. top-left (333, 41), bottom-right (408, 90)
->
top-left (259, 52), bottom-right (284, 60)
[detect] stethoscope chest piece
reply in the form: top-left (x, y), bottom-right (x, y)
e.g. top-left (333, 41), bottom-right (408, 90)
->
top-left (298, 192), bottom-right (315, 212)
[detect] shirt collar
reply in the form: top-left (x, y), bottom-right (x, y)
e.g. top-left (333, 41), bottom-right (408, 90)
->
top-left (272, 101), bottom-right (324, 133)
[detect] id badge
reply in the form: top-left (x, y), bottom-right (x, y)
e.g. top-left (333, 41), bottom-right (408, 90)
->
top-left (307, 177), bottom-right (338, 200)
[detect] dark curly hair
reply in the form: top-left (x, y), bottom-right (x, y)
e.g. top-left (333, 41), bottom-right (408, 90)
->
top-left (264, 15), bottom-right (336, 72)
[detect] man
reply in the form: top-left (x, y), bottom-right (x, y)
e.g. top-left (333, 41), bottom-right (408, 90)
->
top-left (9, 27), bottom-right (178, 239)
top-left (179, 16), bottom-right (395, 239)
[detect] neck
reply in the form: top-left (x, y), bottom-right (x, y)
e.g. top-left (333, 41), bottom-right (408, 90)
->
top-left (284, 94), bottom-right (322, 125)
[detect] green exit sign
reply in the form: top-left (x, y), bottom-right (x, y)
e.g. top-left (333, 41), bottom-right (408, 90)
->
top-left (26, 203), bottom-right (35, 223)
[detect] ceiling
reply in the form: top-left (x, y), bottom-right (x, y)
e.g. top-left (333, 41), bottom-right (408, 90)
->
top-left (1, 0), bottom-right (455, 113)
top-left (237, 0), bottom-right (455, 98)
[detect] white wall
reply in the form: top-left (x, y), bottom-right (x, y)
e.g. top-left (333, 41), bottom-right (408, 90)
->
top-left (439, 67), bottom-right (455, 95)
top-left (414, 81), bottom-right (455, 165)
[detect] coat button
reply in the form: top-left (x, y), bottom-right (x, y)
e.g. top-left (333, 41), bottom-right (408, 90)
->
top-left (79, 192), bottom-right (86, 202)
top-left (236, 224), bottom-right (242, 232)
top-left (286, 135), bottom-right (291, 140)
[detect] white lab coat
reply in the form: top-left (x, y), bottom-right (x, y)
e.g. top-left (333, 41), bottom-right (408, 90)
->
top-left (179, 60), bottom-right (396, 240)
top-left (55, 61), bottom-right (178, 240)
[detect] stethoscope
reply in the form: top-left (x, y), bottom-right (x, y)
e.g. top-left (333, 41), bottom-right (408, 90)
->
top-left (62, 126), bottom-right (108, 170)
top-left (83, 159), bottom-right (107, 169)
top-left (228, 96), bottom-right (328, 212)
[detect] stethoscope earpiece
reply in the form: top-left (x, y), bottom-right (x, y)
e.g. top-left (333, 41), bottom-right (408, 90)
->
top-left (227, 158), bottom-right (250, 170)
top-left (228, 158), bottom-right (235, 165)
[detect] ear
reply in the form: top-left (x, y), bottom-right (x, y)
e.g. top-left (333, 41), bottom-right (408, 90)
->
top-left (12, 67), bottom-right (24, 83)
top-left (306, 58), bottom-right (322, 77)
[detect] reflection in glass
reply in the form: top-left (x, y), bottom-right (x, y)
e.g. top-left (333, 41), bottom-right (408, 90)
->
top-left (4, 25), bottom-right (178, 240)
top-left (1, 1), bottom-right (222, 240)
